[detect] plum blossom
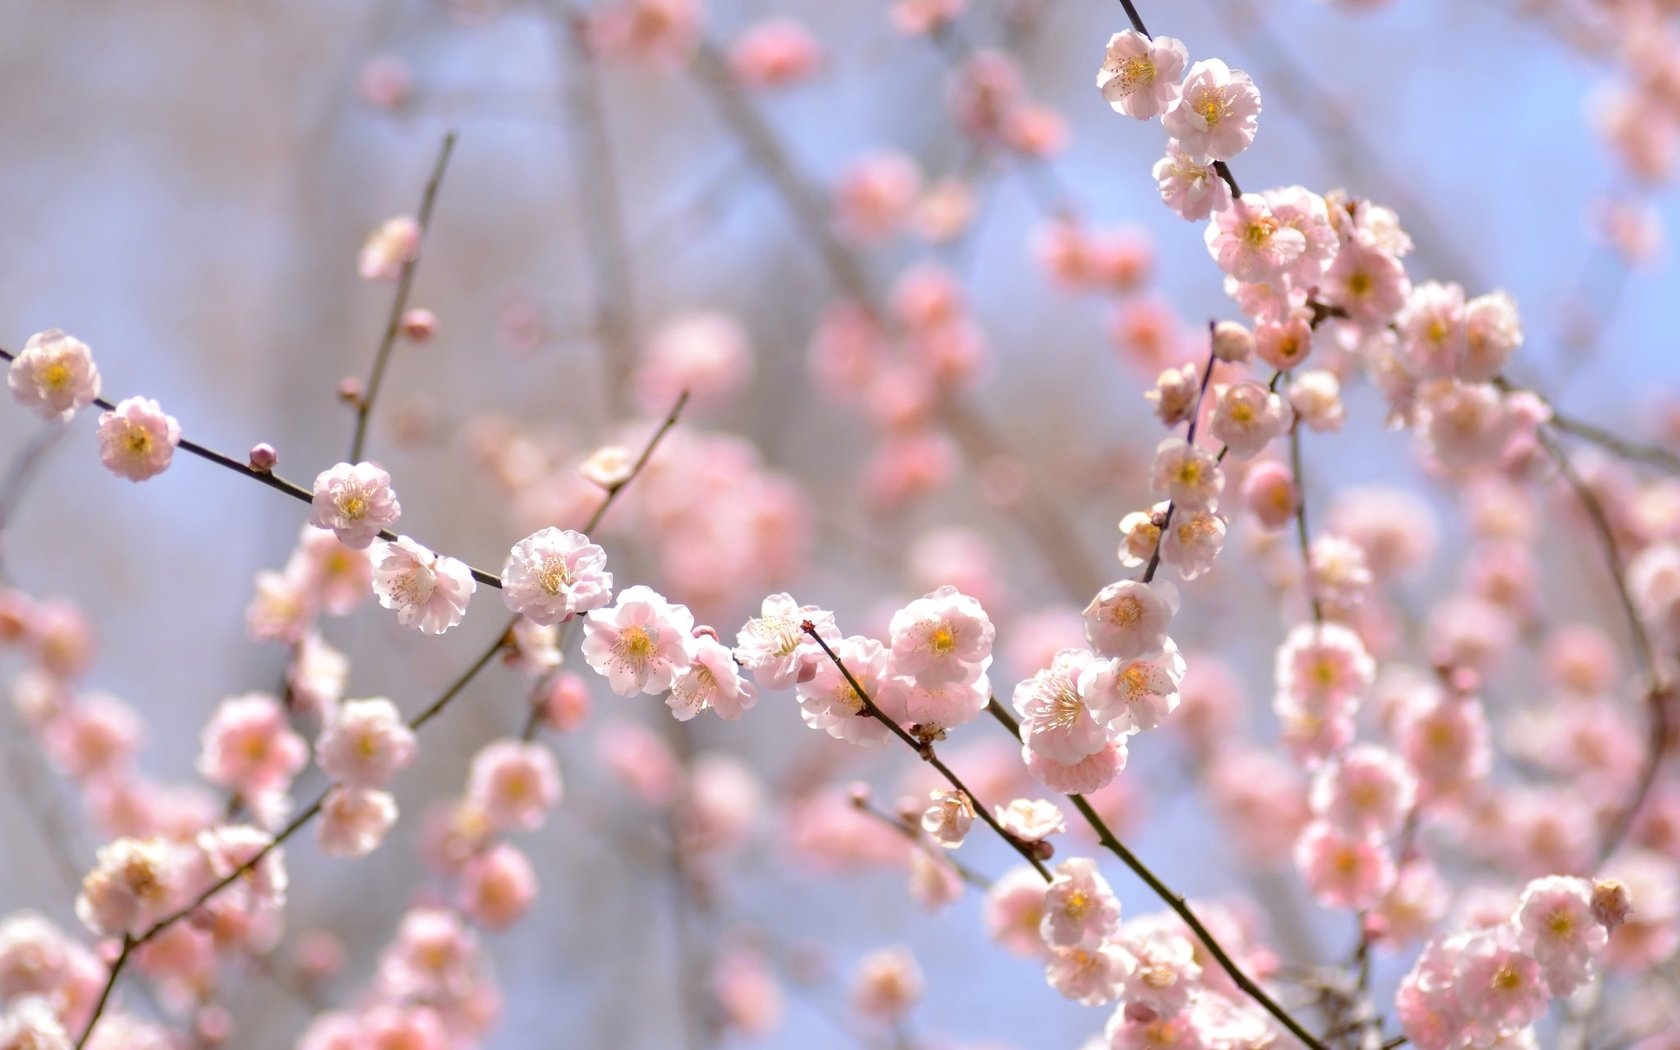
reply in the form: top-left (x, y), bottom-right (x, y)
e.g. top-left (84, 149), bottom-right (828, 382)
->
top-left (1205, 194), bottom-right (1306, 283)
top-left (734, 594), bottom-right (838, 690)
top-left (95, 397), bottom-right (180, 481)
top-left (198, 693), bottom-right (308, 797)
top-left (315, 698), bottom-right (417, 789)
top-left (1162, 58), bottom-right (1262, 160)
top-left (1296, 821), bottom-right (1395, 911)
top-left (1041, 857), bottom-right (1120, 949)
top-left (316, 787), bottom-right (398, 858)
top-left (370, 536), bottom-right (475, 635)
top-left (7, 329), bottom-right (100, 421)
top-left (1158, 509), bottom-right (1227, 580)
top-left (852, 947), bottom-right (924, 1024)
top-left (500, 527), bottom-right (613, 625)
top-left (75, 837), bottom-right (178, 937)
top-left (457, 844), bottom-right (539, 931)
top-left (667, 634), bottom-right (757, 721)
top-left (1150, 438), bottom-right (1224, 512)
top-left (1118, 927), bottom-right (1202, 1018)
top-left (468, 740), bottom-right (562, 833)
top-left (1045, 942), bottom-right (1130, 1005)
top-left (1514, 876), bottom-right (1607, 995)
top-left (1208, 380), bottom-right (1293, 460)
top-left (795, 635), bottom-right (893, 746)
top-left (886, 584), bottom-right (995, 686)
top-left (1152, 142), bottom-right (1232, 221)
top-left (582, 584), bottom-right (695, 696)
top-left (1081, 579), bottom-right (1177, 661)
top-left (1079, 641), bottom-right (1187, 735)
top-left (921, 789), bottom-right (974, 848)
top-left (995, 798), bottom-right (1066, 844)
top-left (308, 462), bottom-right (401, 550)
top-left (1014, 648), bottom-right (1107, 765)
top-left (1096, 30), bottom-right (1187, 119)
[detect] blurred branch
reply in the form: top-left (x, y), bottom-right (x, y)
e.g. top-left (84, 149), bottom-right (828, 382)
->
top-left (350, 131), bottom-right (458, 463)
top-left (555, 3), bottom-right (639, 417)
top-left (0, 424), bottom-right (65, 583)
top-left (1288, 407), bottom-right (1324, 624)
top-left (1537, 425), bottom-right (1672, 867)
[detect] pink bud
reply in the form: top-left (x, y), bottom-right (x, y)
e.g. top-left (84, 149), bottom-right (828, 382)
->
top-left (1591, 878), bottom-right (1631, 931)
top-left (401, 308), bottom-right (438, 342)
top-left (1211, 320), bottom-right (1254, 363)
top-left (542, 672), bottom-right (592, 734)
top-left (248, 443), bottom-right (278, 472)
top-left (336, 377), bottom-right (363, 405)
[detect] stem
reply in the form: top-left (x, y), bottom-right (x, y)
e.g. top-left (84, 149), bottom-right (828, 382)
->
top-left (1289, 410), bottom-right (1325, 624)
top-left (0, 347), bottom-right (504, 590)
top-left (1537, 426), bottom-right (1671, 866)
top-left (349, 132), bottom-right (458, 463)
top-left (850, 794), bottom-right (994, 890)
top-left (1140, 343), bottom-right (1222, 585)
top-left (984, 700), bottom-right (1327, 1050)
top-left (800, 625), bottom-right (1050, 880)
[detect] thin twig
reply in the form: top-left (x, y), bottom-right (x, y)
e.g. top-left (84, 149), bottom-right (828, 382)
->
top-left (850, 794), bottom-right (993, 890)
top-left (800, 624), bottom-right (1050, 880)
top-left (350, 132), bottom-right (458, 462)
top-left (984, 700), bottom-right (1328, 1050)
top-left (1289, 412), bottom-right (1325, 624)
top-left (1140, 344), bottom-right (1221, 584)
top-left (1537, 426), bottom-right (1671, 866)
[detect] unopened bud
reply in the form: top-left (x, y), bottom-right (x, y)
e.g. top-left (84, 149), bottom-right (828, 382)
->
top-left (336, 377), bottom-right (363, 405)
top-left (1591, 878), bottom-right (1631, 932)
top-left (1211, 320), bottom-right (1254, 363)
top-left (248, 443), bottom-right (278, 473)
top-left (401, 308), bottom-right (438, 342)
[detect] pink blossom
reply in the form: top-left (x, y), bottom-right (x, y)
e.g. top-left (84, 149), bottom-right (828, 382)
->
top-left (1152, 141), bottom-right (1232, 221)
top-left (315, 786), bottom-right (397, 858)
top-left (1041, 857), bottom-right (1120, 949)
top-left (1118, 927), bottom-right (1201, 1018)
top-left (1158, 509), bottom-right (1227, 580)
top-left (1289, 369), bottom-right (1346, 431)
top-left (890, 0), bottom-right (963, 35)
top-left (886, 584), bottom-right (995, 687)
top-left (1252, 311), bottom-right (1315, 369)
top-left (287, 525), bottom-right (373, 617)
top-left (1045, 942), bottom-right (1129, 1005)
top-left (1150, 438), bottom-right (1224, 512)
top-left (1079, 642), bottom-right (1186, 735)
top-left (370, 536), bottom-right (476, 634)
top-left (467, 740), bottom-right (562, 833)
top-left (357, 215), bottom-right (419, 281)
top-left (920, 789), bottom-right (974, 848)
top-left (457, 844), bottom-right (538, 931)
top-left (712, 945), bottom-right (783, 1038)
top-left (734, 594), bottom-right (839, 690)
top-left (581, 584), bottom-right (695, 696)
top-left (1096, 30), bottom-right (1187, 119)
top-left (95, 397), bottom-right (180, 481)
top-left (308, 462), bottom-right (401, 550)
top-left (677, 754), bottom-right (763, 854)
top-left (1146, 362), bottom-right (1200, 427)
top-left (6, 329), bottom-right (100, 422)
top-left (1208, 380), bottom-right (1293, 460)
top-left (873, 667), bottom-right (989, 733)
top-left (1454, 928), bottom-right (1549, 1036)
top-left (1514, 876), bottom-right (1607, 995)
top-left (729, 18), bottom-right (820, 88)
top-left (500, 527), bottom-right (613, 625)
top-left (852, 946), bottom-right (923, 1024)
top-left (635, 312), bottom-right (755, 411)
top-left (994, 798), bottom-right (1066, 844)
top-left (1397, 692), bottom-right (1491, 799)
top-left (1243, 460), bottom-right (1297, 530)
top-left (197, 693), bottom-right (307, 797)
top-left (1205, 195), bottom-right (1306, 284)
top-left (75, 837), bottom-right (179, 937)
top-left (288, 632), bottom-right (348, 717)
top-left (1321, 236), bottom-right (1411, 327)
top-left (984, 865), bottom-right (1051, 957)
top-left (1082, 579), bottom-right (1177, 661)
top-left (1310, 744), bottom-right (1416, 837)
top-left (598, 720), bottom-right (683, 807)
top-left (43, 693), bottom-right (140, 782)
top-left (1014, 648), bottom-right (1108, 764)
top-left (795, 635), bottom-right (893, 747)
top-left (244, 568), bottom-right (314, 644)
top-left (587, 0), bottom-right (701, 67)
top-left (1024, 738), bottom-right (1128, 794)
top-left (315, 698), bottom-right (417, 789)
top-left (1397, 281), bottom-right (1469, 379)
top-left (835, 152), bottom-right (921, 242)
top-left (0, 997), bottom-right (71, 1049)
top-left (668, 634), bottom-right (758, 721)
top-left (1295, 821), bottom-right (1395, 911)
top-left (1162, 59), bottom-right (1262, 160)
top-left (1462, 291), bottom-right (1524, 381)
top-left (1274, 621), bottom-right (1374, 713)
top-left (197, 824), bottom-right (286, 913)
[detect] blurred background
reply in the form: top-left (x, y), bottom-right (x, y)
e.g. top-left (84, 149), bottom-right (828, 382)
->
top-left (2, 0), bottom-right (1678, 1046)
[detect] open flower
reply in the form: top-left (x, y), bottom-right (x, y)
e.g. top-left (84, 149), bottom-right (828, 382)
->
top-left (370, 536), bottom-right (475, 635)
top-left (582, 585), bottom-right (695, 696)
top-left (96, 397), bottom-right (180, 481)
top-left (500, 527), bottom-right (613, 625)
top-left (309, 462), bottom-right (401, 550)
top-left (7, 329), bottom-right (100, 421)
top-left (1096, 30), bottom-right (1187, 119)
